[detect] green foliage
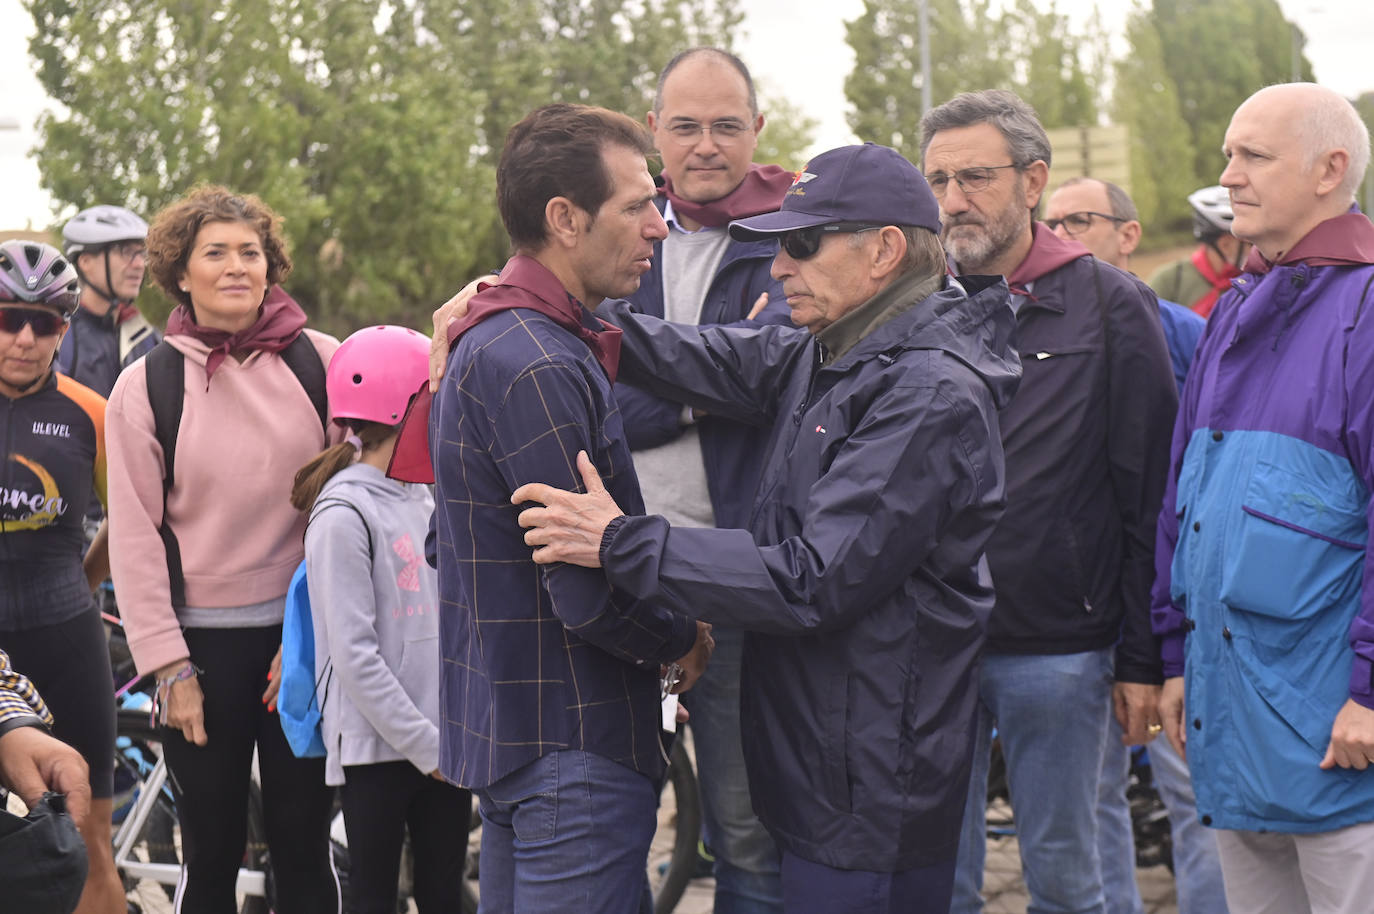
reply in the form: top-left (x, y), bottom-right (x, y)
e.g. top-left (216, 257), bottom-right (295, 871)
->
top-left (1112, 4), bottom-right (1198, 234)
top-left (754, 90), bottom-right (820, 169)
top-left (1152, 0), bottom-right (1314, 184)
top-left (842, 0), bottom-right (1093, 162)
top-left (843, 0), bottom-right (1320, 238)
top-left (844, 0), bottom-right (1012, 162)
top-left (25, 0), bottom-right (780, 336)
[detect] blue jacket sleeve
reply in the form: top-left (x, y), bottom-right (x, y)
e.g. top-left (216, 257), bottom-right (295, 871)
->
top-left (487, 358), bottom-right (696, 665)
top-left (601, 376), bottom-right (1001, 635)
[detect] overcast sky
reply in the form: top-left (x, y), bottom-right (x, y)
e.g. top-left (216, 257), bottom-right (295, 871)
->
top-left (2, 0), bottom-right (1370, 228)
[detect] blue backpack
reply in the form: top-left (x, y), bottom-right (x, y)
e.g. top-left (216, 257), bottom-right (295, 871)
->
top-left (278, 498), bottom-right (372, 759)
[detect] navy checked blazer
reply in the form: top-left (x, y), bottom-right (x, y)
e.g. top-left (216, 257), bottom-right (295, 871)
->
top-left (429, 257), bottom-right (697, 790)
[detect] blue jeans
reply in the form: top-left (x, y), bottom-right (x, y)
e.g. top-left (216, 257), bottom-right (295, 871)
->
top-left (682, 627), bottom-right (783, 913)
top-left (952, 649), bottom-right (1115, 914)
top-left (780, 850), bottom-right (956, 914)
top-left (1098, 710), bottom-right (1228, 914)
top-left (475, 750), bottom-right (657, 914)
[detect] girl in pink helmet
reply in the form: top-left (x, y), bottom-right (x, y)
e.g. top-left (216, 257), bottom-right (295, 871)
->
top-left (290, 325), bottom-right (471, 914)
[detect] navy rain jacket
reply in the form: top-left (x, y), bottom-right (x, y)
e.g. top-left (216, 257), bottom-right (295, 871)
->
top-left (597, 275), bottom-right (1021, 871)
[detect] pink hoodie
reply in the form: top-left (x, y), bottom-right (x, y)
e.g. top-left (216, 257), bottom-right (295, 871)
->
top-left (106, 330), bottom-right (340, 674)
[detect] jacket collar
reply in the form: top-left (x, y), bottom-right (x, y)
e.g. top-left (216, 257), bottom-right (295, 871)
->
top-left (1006, 223), bottom-right (1089, 300)
top-left (1242, 207), bottom-right (1374, 274)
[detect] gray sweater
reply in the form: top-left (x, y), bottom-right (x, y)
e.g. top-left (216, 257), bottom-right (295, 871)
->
top-left (305, 463), bottom-right (440, 786)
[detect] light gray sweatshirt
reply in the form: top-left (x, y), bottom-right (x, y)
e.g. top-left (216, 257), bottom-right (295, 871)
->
top-left (304, 462), bottom-right (440, 786)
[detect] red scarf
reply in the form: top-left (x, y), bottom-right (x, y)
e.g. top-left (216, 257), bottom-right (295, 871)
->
top-left (163, 285), bottom-right (307, 382)
top-left (387, 256), bottom-right (621, 484)
top-left (1241, 209), bottom-right (1374, 275)
top-left (658, 164), bottom-right (795, 228)
top-left (1005, 223), bottom-right (1090, 300)
top-left (1189, 246), bottom-right (1242, 319)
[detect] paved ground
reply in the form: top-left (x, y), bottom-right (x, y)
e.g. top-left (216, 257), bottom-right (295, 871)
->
top-left (670, 820), bottom-right (1181, 914)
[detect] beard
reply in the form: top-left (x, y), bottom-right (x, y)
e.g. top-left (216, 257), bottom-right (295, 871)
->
top-left (939, 185), bottom-right (1030, 273)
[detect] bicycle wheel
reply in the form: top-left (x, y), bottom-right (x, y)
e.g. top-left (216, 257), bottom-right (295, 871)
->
top-left (115, 709), bottom-right (274, 914)
top-left (651, 735), bottom-right (701, 914)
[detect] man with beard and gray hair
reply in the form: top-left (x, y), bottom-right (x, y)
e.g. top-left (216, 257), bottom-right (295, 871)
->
top-left (919, 90), bottom-right (1179, 913)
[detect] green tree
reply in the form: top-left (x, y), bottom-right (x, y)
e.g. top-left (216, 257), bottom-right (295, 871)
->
top-left (1112, 5), bottom-right (1199, 235)
top-left (843, 0), bottom-right (1012, 162)
top-left (1151, 0), bottom-right (1314, 184)
top-left (25, 0), bottom-right (780, 335)
top-left (844, 0), bottom-right (1097, 162)
top-left (754, 91), bottom-right (820, 169)
top-left (1002, 0), bottom-right (1096, 129)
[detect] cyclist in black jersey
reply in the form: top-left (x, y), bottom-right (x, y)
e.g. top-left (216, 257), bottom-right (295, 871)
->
top-left (0, 239), bottom-right (124, 914)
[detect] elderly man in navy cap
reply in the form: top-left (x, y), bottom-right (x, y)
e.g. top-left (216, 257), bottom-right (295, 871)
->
top-left (503, 143), bottom-right (1022, 913)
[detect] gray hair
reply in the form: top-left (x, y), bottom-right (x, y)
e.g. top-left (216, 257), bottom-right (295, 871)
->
top-left (919, 89), bottom-right (1051, 169)
top-left (653, 48), bottom-right (758, 118)
top-left (1056, 176), bottom-right (1139, 222)
top-left (846, 226), bottom-right (948, 278)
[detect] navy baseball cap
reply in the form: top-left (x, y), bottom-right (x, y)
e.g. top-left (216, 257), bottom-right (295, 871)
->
top-left (729, 143), bottom-right (941, 240)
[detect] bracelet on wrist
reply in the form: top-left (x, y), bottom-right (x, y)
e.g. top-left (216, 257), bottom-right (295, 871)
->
top-left (150, 662), bottom-right (202, 727)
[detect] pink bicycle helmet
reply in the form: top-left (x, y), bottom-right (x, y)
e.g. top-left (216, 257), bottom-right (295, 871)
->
top-left (0, 240), bottom-right (81, 317)
top-left (326, 325), bottom-right (431, 425)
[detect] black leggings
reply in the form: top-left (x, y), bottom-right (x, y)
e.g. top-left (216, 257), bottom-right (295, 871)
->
top-left (339, 760), bottom-right (471, 914)
top-left (161, 625), bottom-right (338, 914)
top-left (0, 608), bottom-right (116, 798)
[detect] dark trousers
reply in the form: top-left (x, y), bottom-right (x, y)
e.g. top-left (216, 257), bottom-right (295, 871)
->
top-left (339, 760), bottom-right (471, 914)
top-left (161, 625), bottom-right (337, 914)
top-left (780, 850), bottom-right (957, 914)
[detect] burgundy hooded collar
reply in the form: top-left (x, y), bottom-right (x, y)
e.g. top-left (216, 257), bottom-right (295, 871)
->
top-left (163, 285), bottom-right (307, 382)
top-left (387, 256), bottom-right (621, 484)
top-left (1004, 223), bottom-right (1090, 301)
top-left (1242, 208), bottom-right (1374, 275)
top-left (658, 163), bottom-right (795, 229)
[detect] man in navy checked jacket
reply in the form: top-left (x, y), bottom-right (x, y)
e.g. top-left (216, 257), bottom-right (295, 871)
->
top-left (427, 104), bottom-right (713, 912)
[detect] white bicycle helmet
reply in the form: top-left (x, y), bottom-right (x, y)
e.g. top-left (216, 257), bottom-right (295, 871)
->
top-left (62, 205), bottom-right (149, 258)
top-left (1187, 186), bottom-right (1234, 242)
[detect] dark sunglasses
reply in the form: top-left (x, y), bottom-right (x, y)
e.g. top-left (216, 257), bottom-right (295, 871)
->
top-left (780, 222), bottom-right (885, 260)
top-left (0, 307), bottom-right (68, 337)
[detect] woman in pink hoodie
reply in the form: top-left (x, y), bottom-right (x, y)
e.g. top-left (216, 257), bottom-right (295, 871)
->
top-left (106, 185), bottom-right (340, 913)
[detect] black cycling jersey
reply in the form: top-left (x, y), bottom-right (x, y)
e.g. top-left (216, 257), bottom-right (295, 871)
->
top-left (0, 372), bottom-right (107, 629)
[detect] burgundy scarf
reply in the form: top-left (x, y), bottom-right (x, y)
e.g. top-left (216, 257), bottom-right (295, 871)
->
top-left (387, 256), bottom-right (621, 484)
top-left (1005, 223), bottom-right (1090, 300)
top-left (658, 163), bottom-right (795, 228)
top-left (164, 285), bottom-right (307, 382)
top-left (1242, 209), bottom-right (1374, 275)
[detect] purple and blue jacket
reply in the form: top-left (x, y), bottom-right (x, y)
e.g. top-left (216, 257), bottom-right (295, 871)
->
top-left (1152, 208), bottom-right (1374, 832)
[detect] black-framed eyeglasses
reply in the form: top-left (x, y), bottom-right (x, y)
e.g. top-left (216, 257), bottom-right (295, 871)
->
top-left (923, 163), bottom-right (1020, 198)
top-left (663, 119), bottom-right (753, 147)
top-left (0, 306), bottom-right (68, 337)
top-left (1044, 211), bottom-right (1127, 236)
top-left (780, 223), bottom-right (884, 260)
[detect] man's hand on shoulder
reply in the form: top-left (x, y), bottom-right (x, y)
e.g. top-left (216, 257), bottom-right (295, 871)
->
top-left (1320, 698), bottom-right (1374, 770)
top-left (429, 273), bottom-right (499, 392)
top-left (512, 451), bottom-right (625, 568)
